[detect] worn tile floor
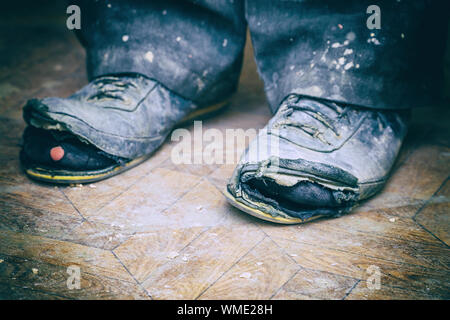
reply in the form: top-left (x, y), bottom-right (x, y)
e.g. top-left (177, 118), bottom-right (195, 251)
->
top-left (0, 3), bottom-right (449, 300)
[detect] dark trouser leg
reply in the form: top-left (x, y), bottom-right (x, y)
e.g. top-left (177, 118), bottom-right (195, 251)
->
top-left (246, 0), bottom-right (449, 112)
top-left (22, 1), bottom-right (248, 183)
top-left (74, 0), bottom-right (247, 106)
top-left (226, 1), bottom-right (448, 223)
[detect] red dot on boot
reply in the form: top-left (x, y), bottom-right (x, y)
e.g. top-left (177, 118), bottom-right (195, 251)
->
top-left (50, 146), bottom-right (64, 161)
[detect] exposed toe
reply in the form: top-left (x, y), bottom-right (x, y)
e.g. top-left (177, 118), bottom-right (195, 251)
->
top-left (21, 126), bottom-right (121, 171)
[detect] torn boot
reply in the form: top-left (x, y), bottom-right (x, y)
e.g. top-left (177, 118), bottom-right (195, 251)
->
top-left (225, 94), bottom-right (409, 224)
top-left (21, 73), bottom-right (228, 183)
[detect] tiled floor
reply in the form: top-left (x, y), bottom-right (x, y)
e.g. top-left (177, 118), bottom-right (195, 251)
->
top-left (0, 3), bottom-right (449, 300)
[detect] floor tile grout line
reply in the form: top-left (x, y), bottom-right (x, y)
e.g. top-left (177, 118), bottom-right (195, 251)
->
top-left (80, 161), bottom-right (169, 215)
top-left (413, 176), bottom-right (448, 220)
top-left (262, 232), bottom-right (301, 266)
top-left (372, 282), bottom-right (445, 298)
top-left (327, 221), bottom-right (447, 249)
top-left (267, 234), bottom-right (450, 274)
top-left (59, 187), bottom-right (87, 223)
top-left (0, 198), bottom-right (85, 236)
top-left (70, 151), bottom-right (171, 216)
top-left (263, 234), bottom-right (362, 299)
top-left (137, 226), bottom-right (212, 286)
top-left (342, 279), bottom-right (361, 300)
top-left (323, 221), bottom-right (448, 249)
top-left (0, 281), bottom-right (73, 300)
top-left (268, 267), bottom-right (301, 300)
top-left (195, 234), bottom-right (267, 300)
top-left (110, 250), bottom-right (153, 300)
top-left (159, 176), bottom-right (206, 216)
top-left (1, 67), bottom-right (82, 119)
top-left (414, 220), bottom-right (449, 248)
top-left (343, 280), bottom-right (444, 300)
top-left (412, 176), bottom-right (449, 248)
top-left (109, 231), bottom-right (138, 252)
top-left (0, 251), bottom-right (140, 286)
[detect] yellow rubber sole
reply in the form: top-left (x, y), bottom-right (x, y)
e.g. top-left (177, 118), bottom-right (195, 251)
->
top-left (223, 188), bottom-right (324, 225)
top-left (25, 100), bottom-right (229, 184)
top-left (25, 155), bottom-right (150, 184)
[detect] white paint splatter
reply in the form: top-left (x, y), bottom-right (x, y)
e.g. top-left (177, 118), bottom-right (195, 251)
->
top-left (239, 272), bottom-right (252, 279)
top-left (344, 61), bottom-right (354, 70)
top-left (144, 51), bottom-right (154, 63)
top-left (167, 251), bottom-right (179, 259)
top-left (367, 37), bottom-right (381, 45)
top-left (122, 35), bottom-right (129, 42)
top-left (343, 49), bottom-right (353, 56)
top-left (196, 78), bottom-right (205, 91)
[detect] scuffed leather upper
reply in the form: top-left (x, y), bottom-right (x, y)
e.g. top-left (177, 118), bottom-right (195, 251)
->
top-left (23, 74), bottom-right (197, 159)
top-left (228, 94), bottom-right (408, 219)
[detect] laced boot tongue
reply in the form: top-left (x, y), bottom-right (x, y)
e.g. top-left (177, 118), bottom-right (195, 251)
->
top-left (87, 75), bottom-right (141, 104)
top-left (270, 95), bottom-right (360, 151)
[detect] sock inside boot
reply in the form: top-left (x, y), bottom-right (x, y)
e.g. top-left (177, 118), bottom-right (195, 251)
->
top-left (241, 177), bottom-right (355, 218)
top-left (249, 179), bottom-right (339, 207)
top-left (21, 126), bottom-right (125, 170)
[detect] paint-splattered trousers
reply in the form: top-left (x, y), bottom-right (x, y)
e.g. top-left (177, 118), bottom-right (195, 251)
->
top-left (74, 0), bottom-right (449, 111)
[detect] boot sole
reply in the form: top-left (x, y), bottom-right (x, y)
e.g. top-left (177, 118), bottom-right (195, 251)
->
top-left (223, 188), bottom-right (324, 225)
top-left (24, 100), bottom-right (229, 184)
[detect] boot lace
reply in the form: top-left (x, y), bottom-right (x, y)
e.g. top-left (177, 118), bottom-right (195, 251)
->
top-left (273, 94), bottom-right (350, 145)
top-left (87, 76), bottom-right (140, 104)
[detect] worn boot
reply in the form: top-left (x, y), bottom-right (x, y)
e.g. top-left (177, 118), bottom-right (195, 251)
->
top-left (21, 73), bottom-right (227, 183)
top-left (225, 94), bottom-right (408, 224)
